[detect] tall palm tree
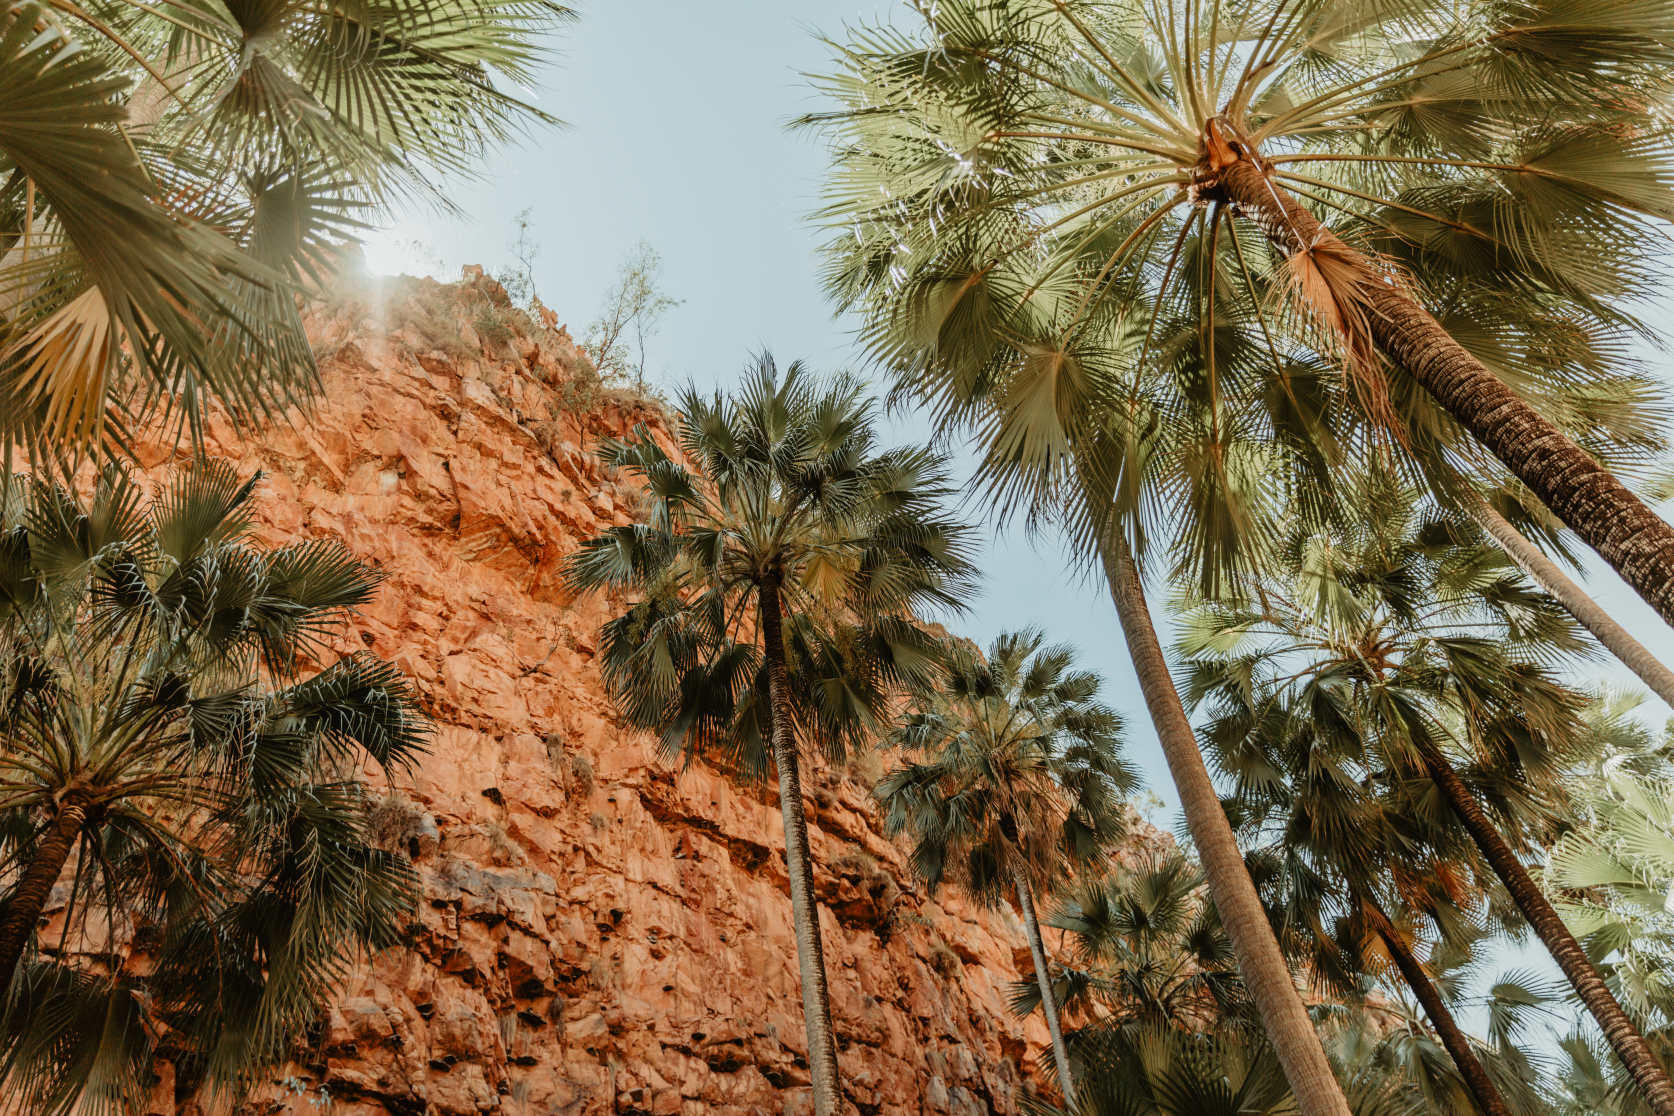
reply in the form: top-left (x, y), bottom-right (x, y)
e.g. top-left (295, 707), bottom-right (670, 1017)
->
top-left (1179, 481), bottom-right (1674, 1114)
top-left (0, 457), bottom-right (429, 1112)
top-left (564, 356), bottom-right (977, 1116)
top-left (802, 0), bottom-right (1674, 627)
top-left (1, 0), bottom-right (567, 455)
top-left (876, 629), bottom-right (1136, 1102)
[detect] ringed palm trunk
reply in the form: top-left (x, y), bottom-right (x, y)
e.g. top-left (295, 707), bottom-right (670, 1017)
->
top-left (757, 575), bottom-right (843, 1116)
top-left (1013, 868), bottom-right (1076, 1106)
top-left (1466, 495), bottom-right (1674, 709)
top-left (1207, 148), bottom-right (1674, 629)
top-left (1410, 735), bottom-right (1674, 1116)
top-left (1358, 894), bottom-right (1513, 1116)
top-left (0, 791), bottom-right (92, 991)
top-left (1101, 537), bottom-right (1353, 1116)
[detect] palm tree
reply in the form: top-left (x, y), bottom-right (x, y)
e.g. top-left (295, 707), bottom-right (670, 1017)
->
top-left (0, 457), bottom-right (429, 1112)
top-left (1019, 850), bottom-right (1248, 1037)
top-left (0, 0), bottom-right (567, 455)
top-left (564, 356), bottom-right (977, 1116)
top-left (876, 629), bottom-right (1136, 1103)
top-left (1179, 481), bottom-right (1674, 1114)
top-left (802, 0), bottom-right (1674, 627)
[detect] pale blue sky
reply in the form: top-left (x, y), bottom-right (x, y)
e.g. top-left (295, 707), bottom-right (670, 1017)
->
top-left (366, 0), bottom-right (1674, 1043)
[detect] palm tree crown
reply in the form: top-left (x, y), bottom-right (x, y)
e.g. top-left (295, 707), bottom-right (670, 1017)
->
top-left (1028, 851), bottom-right (1246, 1035)
top-left (568, 355), bottom-right (977, 772)
top-left (804, 0), bottom-right (1674, 624)
top-left (880, 628), bottom-right (1136, 902)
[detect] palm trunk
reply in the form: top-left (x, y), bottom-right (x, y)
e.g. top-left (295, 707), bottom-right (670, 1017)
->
top-left (1411, 736), bottom-right (1674, 1116)
top-left (1210, 153), bottom-right (1674, 629)
top-left (758, 576), bottom-right (842, 1116)
top-left (1466, 495), bottom-right (1674, 709)
top-left (1102, 537), bottom-right (1352, 1116)
top-left (1359, 895), bottom-right (1512, 1116)
top-left (0, 793), bottom-right (90, 991)
top-left (1014, 869), bottom-right (1076, 1107)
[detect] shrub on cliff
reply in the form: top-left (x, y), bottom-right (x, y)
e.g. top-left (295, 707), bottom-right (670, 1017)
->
top-left (0, 459), bottom-right (429, 1113)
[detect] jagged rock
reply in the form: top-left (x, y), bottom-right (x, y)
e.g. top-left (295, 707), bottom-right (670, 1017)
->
top-left (98, 270), bottom-right (1177, 1116)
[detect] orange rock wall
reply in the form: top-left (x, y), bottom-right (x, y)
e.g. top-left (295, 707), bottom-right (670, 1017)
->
top-left (124, 272), bottom-right (1169, 1116)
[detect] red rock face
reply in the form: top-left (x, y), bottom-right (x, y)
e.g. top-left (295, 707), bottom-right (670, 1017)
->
top-left (110, 272), bottom-right (1173, 1116)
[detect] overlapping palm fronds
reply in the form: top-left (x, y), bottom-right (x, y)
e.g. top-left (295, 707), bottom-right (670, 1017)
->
top-left (0, 0), bottom-right (568, 456)
top-left (1015, 851), bottom-right (1247, 1035)
top-left (1548, 708), bottom-right (1674, 1032)
top-left (803, 0), bottom-right (1674, 623)
top-left (0, 457), bottom-right (429, 1114)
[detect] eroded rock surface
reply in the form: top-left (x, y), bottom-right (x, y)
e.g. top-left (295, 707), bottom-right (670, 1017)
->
top-left (116, 271), bottom-right (1174, 1116)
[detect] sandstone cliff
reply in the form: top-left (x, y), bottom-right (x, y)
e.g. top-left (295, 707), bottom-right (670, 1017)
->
top-left (117, 268), bottom-right (1171, 1116)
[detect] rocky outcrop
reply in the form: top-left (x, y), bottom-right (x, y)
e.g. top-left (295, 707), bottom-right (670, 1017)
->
top-left (119, 268), bottom-right (1174, 1116)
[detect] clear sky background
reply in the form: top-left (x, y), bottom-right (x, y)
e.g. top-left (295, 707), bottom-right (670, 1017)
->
top-left (365, 0), bottom-right (1674, 1044)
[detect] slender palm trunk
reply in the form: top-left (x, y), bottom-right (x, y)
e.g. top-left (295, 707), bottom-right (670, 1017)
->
top-left (1101, 538), bottom-right (1352, 1116)
top-left (0, 793), bottom-right (90, 991)
top-left (1209, 151), bottom-right (1674, 629)
top-left (1411, 736), bottom-right (1674, 1116)
top-left (1466, 495), bottom-right (1674, 709)
top-left (757, 576), bottom-right (842, 1116)
top-left (1359, 895), bottom-right (1512, 1116)
top-left (1014, 869), bottom-right (1076, 1106)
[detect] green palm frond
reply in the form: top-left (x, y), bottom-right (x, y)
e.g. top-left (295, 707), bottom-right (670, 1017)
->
top-left (0, 0), bottom-right (568, 456)
top-left (0, 456), bottom-right (428, 1107)
top-left (0, 961), bottom-right (150, 1116)
top-left (567, 353), bottom-right (979, 778)
top-left (878, 628), bottom-right (1137, 907)
top-left (1018, 850), bottom-right (1248, 1033)
top-left (801, 0), bottom-right (1671, 596)
top-left (1549, 761), bottom-right (1674, 1027)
